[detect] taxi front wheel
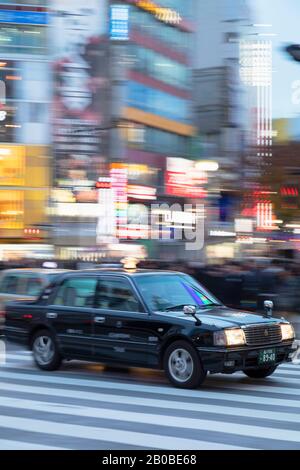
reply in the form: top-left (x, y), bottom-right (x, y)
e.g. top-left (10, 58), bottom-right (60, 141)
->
top-left (164, 340), bottom-right (207, 389)
top-left (32, 329), bottom-right (62, 371)
top-left (243, 365), bottom-right (277, 379)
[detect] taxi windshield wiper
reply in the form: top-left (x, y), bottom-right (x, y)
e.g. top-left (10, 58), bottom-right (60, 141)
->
top-left (198, 302), bottom-right (222, 308)
top-left (164, 302), bottom-right (221, 312)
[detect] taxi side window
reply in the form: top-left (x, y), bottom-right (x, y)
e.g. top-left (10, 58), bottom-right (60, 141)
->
top-left (0, 275), bottom-right (20, 294)
top-left (95, 279), bottom-right (141, 312)
top-left (25, 277), bottom-right (45, 296)
top-left (53, 277), bottom-right (97, 308)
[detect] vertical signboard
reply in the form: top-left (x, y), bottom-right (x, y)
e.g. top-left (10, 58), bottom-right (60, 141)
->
top-left (51, 0), bottom-right (110, 187)
top-left (110, 163), bottom-right (128, 239)
top-left (96, 178), bottom-right (117, 244)
top-left (110, 4), bottom-right (129, 41)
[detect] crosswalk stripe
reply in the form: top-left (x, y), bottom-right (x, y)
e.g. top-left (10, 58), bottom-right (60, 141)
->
top-left (2, 354), bottom-right (32, 362)
top-left (279, 365), bottom-right (300, 370)
top-left (274, 368), bottom-right (300, 376)
top-left (5, 350), bottom-right (300, 369)
top-left (3, 351), bottom-right (300, 371)
top-left (0, 370), bottom-right (299, 409)
top-left (3, 358), bottom-right (300, 383)
top-left (278, 363), bottom-right (300, 370)
top-left (204, 379), bottom-right (300, 395)
top-left (0, 439), bottom-right (69, 450)
top-left (5, 350), bottom-right (32, 355)
top-left (0, 415), bottom-right (252, 450)
top-left (1, 395), bottom-right (299, 445)
top-left (1, 348), bottom-right (300, 450)
top-left (0, 369), bottom-right (299, 400)
top-left (227, 371), bottom-right (300, 384)
top-left (0, 380), bottom-right (299, 424)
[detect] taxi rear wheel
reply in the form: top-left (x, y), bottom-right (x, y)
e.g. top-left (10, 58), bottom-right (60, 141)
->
top-left (164, 340), bottom-right (207, 389)
top-left (243, 366), bottom-right (277, 378)
top-left (32, 329), bottom-right (62, 371)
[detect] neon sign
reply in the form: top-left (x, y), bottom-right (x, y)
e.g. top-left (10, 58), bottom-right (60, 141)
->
top-left (129, 0), bottom-right (182, 25)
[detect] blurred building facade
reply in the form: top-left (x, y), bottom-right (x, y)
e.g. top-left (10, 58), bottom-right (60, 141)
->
top-left (265, 118), bottom-right (300, 229)
top-left (110, 0), bottom-right (198, 260)
top-left (50, 0), bottom-right (202, 262)
top-left (192, 0), bottom-right (252, 260)
top-left (0, 1), bottom-right (211, 262)
top-left (193, 0), bottom-right (250, 188)
top-left (0, 0), bottom-right (51, 260)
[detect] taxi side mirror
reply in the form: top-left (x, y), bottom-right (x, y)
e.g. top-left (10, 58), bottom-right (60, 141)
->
top-left (264, 300), bottom-right (274, 318)
top-left (183, 305), bottom-right (197, 315)
top-left (183, 305), bottom-right (201, 326)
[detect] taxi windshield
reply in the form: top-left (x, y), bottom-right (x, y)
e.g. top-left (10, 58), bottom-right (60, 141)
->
top-left (135, 273), bottom-right (222, 312)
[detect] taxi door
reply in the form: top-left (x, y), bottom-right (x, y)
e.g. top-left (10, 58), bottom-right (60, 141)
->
top-left (92, 276), bottom-right (155, 366)
top-left (46, 276), bottom-right (96, 358)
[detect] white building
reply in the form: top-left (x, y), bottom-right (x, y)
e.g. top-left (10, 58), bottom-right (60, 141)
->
top-left (193, 0), bottom-right (252, 187)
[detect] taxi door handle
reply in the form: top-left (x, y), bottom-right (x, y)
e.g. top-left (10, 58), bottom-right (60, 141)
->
top-left (46, 312), bottom-right (58, 319)
top-left (94, 316), bottom-right (106, 324)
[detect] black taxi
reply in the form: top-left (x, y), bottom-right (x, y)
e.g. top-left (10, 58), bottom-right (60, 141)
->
top-left (4, 268), bottom-right (296, 389)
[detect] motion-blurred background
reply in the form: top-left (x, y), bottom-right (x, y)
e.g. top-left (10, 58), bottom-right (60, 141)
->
top-left (1, 0), bottom-right (300, 330)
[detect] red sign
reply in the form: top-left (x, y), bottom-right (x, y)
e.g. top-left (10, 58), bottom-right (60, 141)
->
top-left (165, 158), bottom-right (207, 198)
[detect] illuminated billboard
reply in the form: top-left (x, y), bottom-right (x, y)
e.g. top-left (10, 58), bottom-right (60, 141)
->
top-left (165, 157), bottom-right (207, 198)
top-left (125, 0), bottom-right (181, 25)
top-left (0, 145), bottom-right (25, 186)
top-left (51, 0), bottom-right (110, 186)
top-left (110, 4), bottom-right (129, 40)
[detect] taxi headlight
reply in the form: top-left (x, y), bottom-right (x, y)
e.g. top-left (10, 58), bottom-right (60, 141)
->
top-left (280, 323), bottom-right (295, 341)
top-left (214, 328), bottom-right (246, 347)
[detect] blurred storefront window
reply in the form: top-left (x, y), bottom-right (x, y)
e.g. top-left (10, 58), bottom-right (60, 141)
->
top-left (0, 25), bottom-right (47, 55)
top-left (0, 145), bottom-right (25, 186)
top-left (0, 61), bottom-right (50, 144)
top-left (124, 125), bottom-right (189, 157)
top-left (0, 190), bottom-right (24, 230)
top-left (127, 82), bottom-right (189, 123)
top-left (131, 45), bottom-right (188, 89)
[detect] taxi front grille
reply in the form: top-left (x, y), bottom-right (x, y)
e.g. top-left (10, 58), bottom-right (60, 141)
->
top-left (244, 324), bottom-right (282, 346)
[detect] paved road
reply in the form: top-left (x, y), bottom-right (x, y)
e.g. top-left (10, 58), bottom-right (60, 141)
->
top-left (0, 341), bottom-right (299, 450)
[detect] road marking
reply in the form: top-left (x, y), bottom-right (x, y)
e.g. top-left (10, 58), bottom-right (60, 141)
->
top-left (0, 396), bottom-right (299, 444)
top-left (0, 381), bottom-right (299, 424)
top-left (274, 369), bottom-right (300, 377)
top-left (204, 378), bottom-right (300, 395)
top-left (5, 350), bottom-right (300, 369)
top-left (226, 371), bottom-right (300, 383)
top-left (0, 369), bottom-right (299, 399)
top-left (277, 363), bottom-right (300, 370)
top-left (0, 415), bottom-right (253, 450)
top-left (0, 370), bottom-right (299, 410)
top-left (2, 354), bottom-right (32, 362)
top-left (6, 350), bottom-right (32, 355)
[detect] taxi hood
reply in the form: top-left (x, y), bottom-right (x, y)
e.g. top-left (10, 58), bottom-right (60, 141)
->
top-left (198, 307), bottom-right (279, 328)
top-left (158, 306), bottom-right (280, 329)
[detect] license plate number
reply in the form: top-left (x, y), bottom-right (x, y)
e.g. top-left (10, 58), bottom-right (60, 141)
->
top-left (258, 348), bottom-right (276, 365)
